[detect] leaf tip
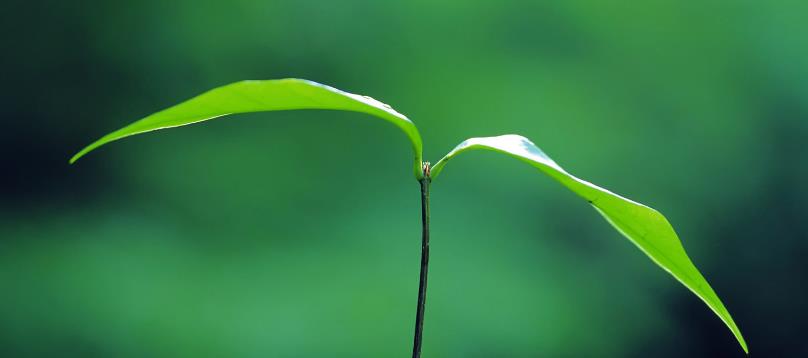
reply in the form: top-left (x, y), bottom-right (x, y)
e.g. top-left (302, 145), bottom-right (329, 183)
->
top-left (69, 145), bottom-right (94, 165)
top-left (739, 336), bottom-right (749, 355)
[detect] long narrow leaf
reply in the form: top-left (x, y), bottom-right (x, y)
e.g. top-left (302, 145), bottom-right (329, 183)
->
top-left (70, 79), bottom-right (424, 178)
top-left (430, 134), bottom-right (747, 353)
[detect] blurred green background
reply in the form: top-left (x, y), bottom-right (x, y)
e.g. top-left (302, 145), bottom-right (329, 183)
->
top-left (2, 0), bottom-right (806, 356)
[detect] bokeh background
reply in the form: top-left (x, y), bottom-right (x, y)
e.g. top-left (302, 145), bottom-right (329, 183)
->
top-left (2, 0), bottom-right (806, 356)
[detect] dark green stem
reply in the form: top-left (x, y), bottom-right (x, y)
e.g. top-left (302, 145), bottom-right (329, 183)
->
top-left (412, 164), bottom-right (431, 358)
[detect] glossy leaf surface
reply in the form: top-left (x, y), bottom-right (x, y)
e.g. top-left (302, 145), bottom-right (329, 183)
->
top-left (430, 134), bottom-right (747, 353)
top-left (70, 79), bottom-right (424, 178)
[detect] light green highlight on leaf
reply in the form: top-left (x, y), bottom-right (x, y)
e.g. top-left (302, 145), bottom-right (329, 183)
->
top-left (69, 79), bottom-right (424, 178)
top-left (430, 134), bottom-right (747, 353)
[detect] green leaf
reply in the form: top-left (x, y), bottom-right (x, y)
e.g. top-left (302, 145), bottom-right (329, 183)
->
top-left (70, 79), bottom-right (425, 178)
top-left (430, 134), bottom-right (747, 353)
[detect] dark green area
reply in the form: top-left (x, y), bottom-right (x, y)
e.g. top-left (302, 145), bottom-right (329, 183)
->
top-left (1, 0), bottom-right (806, 356)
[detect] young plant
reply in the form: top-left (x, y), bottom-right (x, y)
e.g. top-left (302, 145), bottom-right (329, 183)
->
top-left (71, 79), bottom-right (747, 356)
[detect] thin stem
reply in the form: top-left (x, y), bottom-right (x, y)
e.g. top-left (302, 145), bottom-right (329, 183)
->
top-left (412, 164), bottom-right (431, 358)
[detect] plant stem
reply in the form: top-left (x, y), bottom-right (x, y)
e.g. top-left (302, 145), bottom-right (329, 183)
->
top-left (412, 165), bottom-right (431, 358)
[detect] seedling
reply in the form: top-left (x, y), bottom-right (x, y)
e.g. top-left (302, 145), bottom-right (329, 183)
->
top-left (71, 79), bottom-right (746, 356)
